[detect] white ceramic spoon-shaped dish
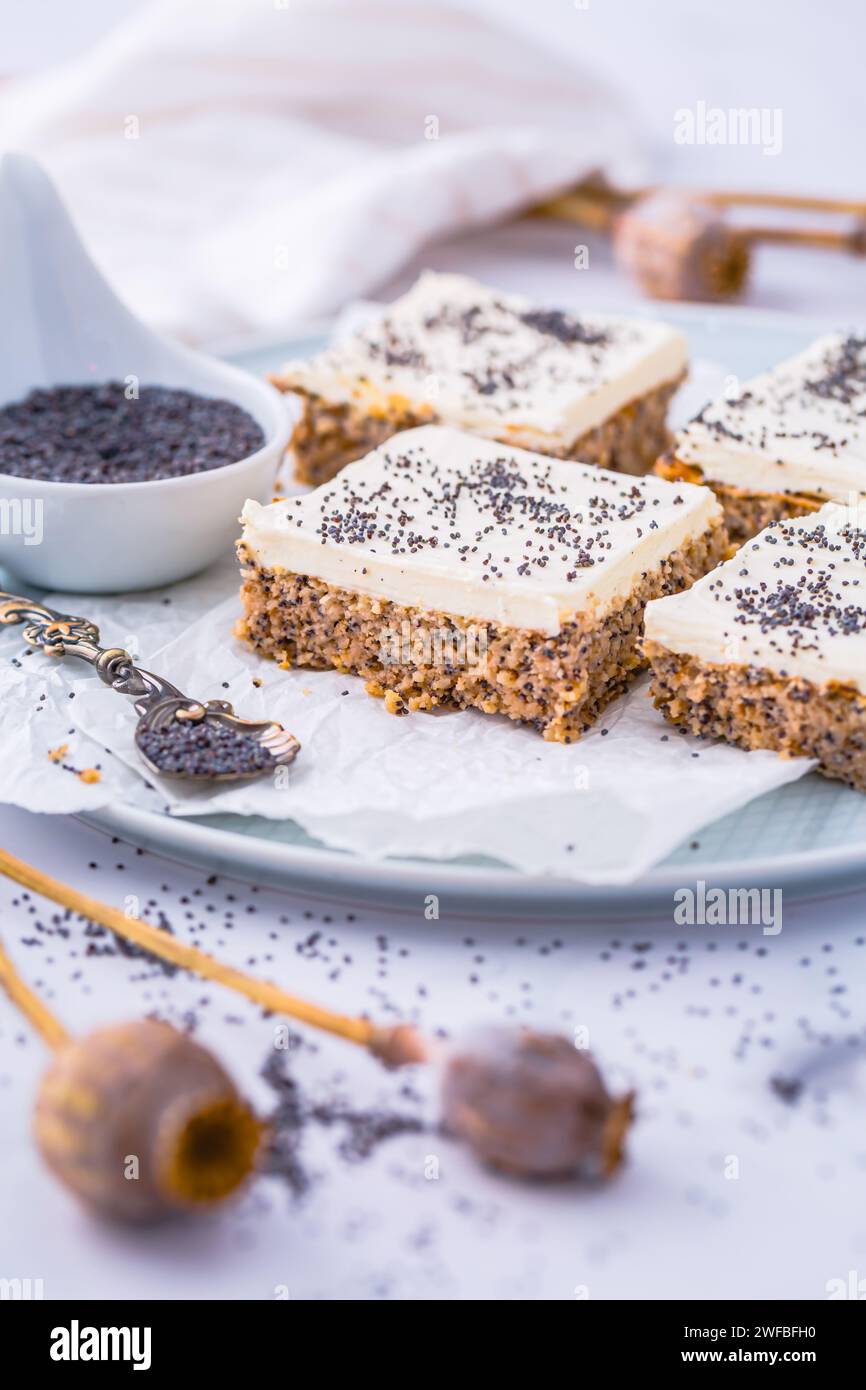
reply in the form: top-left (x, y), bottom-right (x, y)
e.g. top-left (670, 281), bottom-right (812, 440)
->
top-left (0, 152), bottom-right (293, 593)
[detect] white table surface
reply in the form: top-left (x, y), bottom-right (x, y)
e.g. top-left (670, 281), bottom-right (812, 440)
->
top-left (3, 0), bottom-right (866, 1304)
top-left (2, 795), bottom-right (866, 1301)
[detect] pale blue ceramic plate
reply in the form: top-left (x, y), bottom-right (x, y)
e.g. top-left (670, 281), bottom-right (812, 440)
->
top-left (86, 304), bottom-right (866, 916)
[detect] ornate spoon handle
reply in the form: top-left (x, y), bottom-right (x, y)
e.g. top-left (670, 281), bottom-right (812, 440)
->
top-left (0, 592), bottom-right (300, 782)
top-left (0, 591), bottom-right (190, 713)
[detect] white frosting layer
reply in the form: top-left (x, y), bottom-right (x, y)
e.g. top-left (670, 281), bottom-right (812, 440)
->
top-left (241, 425), bottom-right (720, 636)
top-left (276, 272), bottom-right (687, 453)
top-left (677, 333), bottom-right (866, 498)
top-left (645, 500), bottom-right (866, 693)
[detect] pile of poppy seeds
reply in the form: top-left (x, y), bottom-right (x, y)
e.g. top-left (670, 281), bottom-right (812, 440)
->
top-left (259, 1049), bottom-right (427, 1200)
top-left (138, 720), bottom-right (274, 778)
top-left (0, 382), bottom-right (264, 484)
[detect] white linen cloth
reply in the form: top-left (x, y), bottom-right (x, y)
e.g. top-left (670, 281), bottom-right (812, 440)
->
top-left (0, 0), bottom-right (645, 343)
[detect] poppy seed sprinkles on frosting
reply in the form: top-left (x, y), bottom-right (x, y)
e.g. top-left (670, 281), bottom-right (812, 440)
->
top-left (237, 425), bottom-right (726, 741)
top-left (271, 271), bottom-right (688, 486)
top-left (304, 446), bottom-right (662, 579)
top-left (242, 426), bottom-right (720, 636)
top-left (285, 273), bottom-right (678, 429)
top-left (697, 334), bottom-right (866, 450)
top-left (646, 502), bottom-right (866, 694)
top-left (723, 526), bottom-right (866, 654)
top-left (690, 336), bottom-right (866, 459)
top-left (645, 501), bottom-right (866, 792)
top-left (803, 335), bottom-right (866, 409)
top-left (658, 335), bottom-right (866, 545)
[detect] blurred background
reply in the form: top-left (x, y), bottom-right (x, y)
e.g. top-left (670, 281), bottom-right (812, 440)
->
top-left (1, 0), bottom-right (863, 341)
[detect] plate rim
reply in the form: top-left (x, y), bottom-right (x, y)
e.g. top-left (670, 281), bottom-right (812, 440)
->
top-left (80, 800), bottom-right (866, 918)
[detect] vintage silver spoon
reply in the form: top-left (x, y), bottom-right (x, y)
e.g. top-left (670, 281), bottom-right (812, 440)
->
top-left (0, 592), bottom-right (300, 784)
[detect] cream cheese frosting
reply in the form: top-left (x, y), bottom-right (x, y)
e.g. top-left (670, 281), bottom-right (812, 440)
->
top-left (241, 425), bottom-right (720, 636)
top-left (275, 272), bottom-right (688, 453)
top-left (645, 500), bottom-right (866, 693)
top-left (676, 334), bottom-right (866, 498)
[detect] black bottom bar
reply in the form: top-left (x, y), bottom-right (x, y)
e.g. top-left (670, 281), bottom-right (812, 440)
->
top-left (2, 1297), bottom-right (860, 1372)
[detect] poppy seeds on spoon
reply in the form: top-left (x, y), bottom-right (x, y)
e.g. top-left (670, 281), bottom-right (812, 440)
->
top-left (138, 720), bottom-right (274, 778)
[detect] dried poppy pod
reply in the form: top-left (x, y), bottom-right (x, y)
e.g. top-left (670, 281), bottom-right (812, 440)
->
top-left (441, 1027), bottom-right (634, 1180)
top-left (613, 192), bottom-right (750, 302)
top-left (34, 1019), bottom-right (262, 1223)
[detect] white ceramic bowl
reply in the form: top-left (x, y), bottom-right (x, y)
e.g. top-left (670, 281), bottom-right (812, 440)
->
top-left (0, 153), bottom-right (293, 593)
